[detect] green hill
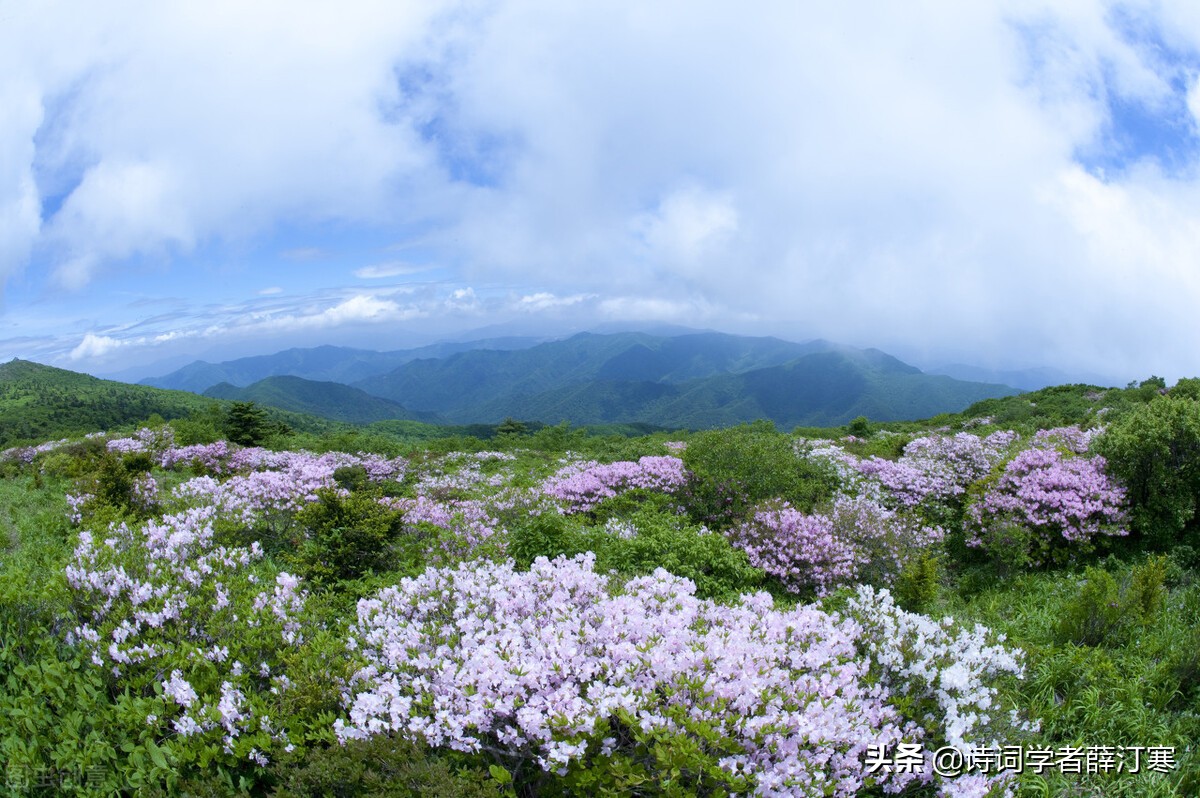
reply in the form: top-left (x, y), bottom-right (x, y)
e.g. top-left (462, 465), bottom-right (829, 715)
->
top-left (0, 359), bottom-right (350, 448)
top-left (0, 359), bottom-right (221, 447)
top-left (203, 376), bottom-right (441, 425)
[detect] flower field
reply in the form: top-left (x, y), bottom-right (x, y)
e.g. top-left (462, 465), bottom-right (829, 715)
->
top-left (2, 385), bottom-right (1199, 796)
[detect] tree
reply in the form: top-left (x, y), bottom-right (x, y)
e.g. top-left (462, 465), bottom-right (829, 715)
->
top-left (224, 401), bottom-right (271, 446)
top-left (1096, 395), bottom-right (1200, 545)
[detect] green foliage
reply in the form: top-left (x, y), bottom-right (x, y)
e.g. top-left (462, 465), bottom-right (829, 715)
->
top-left (506, 512), bottom-right (588, 570)
top-left (953, 565), bottom-right (1200, 796)
top-left (846, 415), bottom-right (871, 437)
top-left (270, 734), bottom-right (502, 798)
top-left (172, 403), bottom-right (226, 446)
top-left (1096, 395), bottom-right (1200, 545)
top-left (557, 708), bottom-right (750, 798)
top-left (681, 422), bottom-right (836, 529)
top-left (1053, 557), bottom-right (1168, 647)
top-left (589, 510), bottom-right (764, 603)
top-left (892, 551), bottom-right (942, 613)
top-left (290, 489), bottom-right (413, 587)
top-left (0, 479), bottom-right (173, 796)
top-left (1170, 377), bottom-right (1200, 401)
top-left (962, 383), bottom-right (1113, 432)
top-left (224, 401), bottom-right (274, 446)
top-left (495, 417), bottom-right (529, 438)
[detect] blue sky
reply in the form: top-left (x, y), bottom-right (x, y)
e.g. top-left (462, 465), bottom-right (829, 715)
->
top-left (4, 1), bottom-right (1200, 383)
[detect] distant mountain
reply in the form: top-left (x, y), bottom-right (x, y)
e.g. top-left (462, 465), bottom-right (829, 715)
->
top-left (203, 376), bottom-right (441, 425)
top-left (926, 363), bottom-right (1122, 391)
top-left (353, 332), bottom-right (832, 410)
top-left (353, 332), bottom-right (1019, 428)
top-left (140, 338), bottom-right (541, 393)
top-left (0, 359), bottom-right (214, 447)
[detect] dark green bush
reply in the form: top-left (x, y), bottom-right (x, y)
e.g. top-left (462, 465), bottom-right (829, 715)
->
top-left (290, 490), bottom-right (412, 587)
top-left (1096, 395), bottom-right (1200, 546)
top-left (506, 512), bottom-right (587, 570)
top-left (892, 551), bottom-right (941, 613)
top-left (270, 735), bottom-right (501, 798)
top-left (680, 422), bottom-right (835, 529)
top-left (1054, 557), bottom-right (1168, 647)
top-left (591, 510), bottom-right (764, 602)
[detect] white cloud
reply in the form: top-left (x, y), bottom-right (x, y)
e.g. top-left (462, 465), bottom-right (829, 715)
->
top-left (354, 261), bottom-right (427, 279)
top-left (516, 292), bottom-right (591, 311)
top-left (69, 332), bottom-right (123, 360)
top-left (3, 0), bottom-right (445, 287)
top-left (633, 185), bottom-right (739, 271)
top-left (267, 294), bottom-right (421, 331)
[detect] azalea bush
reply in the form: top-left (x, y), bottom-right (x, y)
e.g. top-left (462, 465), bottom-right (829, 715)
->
top-left (966, 444), bottom-right (1127, 567)
top-left (338, 553), bottom-right (1025, 797)
top-left (855, 430), bottom-right (1017, 518)
top-left (725, 496), bottom-right (942, 596)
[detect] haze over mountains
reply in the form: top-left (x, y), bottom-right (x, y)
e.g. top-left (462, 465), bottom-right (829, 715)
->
top-left (141, 331), bottom-right (1023, 429)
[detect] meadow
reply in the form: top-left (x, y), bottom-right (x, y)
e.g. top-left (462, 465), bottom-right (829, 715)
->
top-left (1, 380), bottom-right (1198, 796)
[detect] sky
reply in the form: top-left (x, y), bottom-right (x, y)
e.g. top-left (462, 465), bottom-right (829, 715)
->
top-left (4, 1), bottom-right (1200, 384)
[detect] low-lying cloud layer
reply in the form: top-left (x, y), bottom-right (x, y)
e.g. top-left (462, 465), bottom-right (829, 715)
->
top-left (4, 1), bottom-right (1200, 381)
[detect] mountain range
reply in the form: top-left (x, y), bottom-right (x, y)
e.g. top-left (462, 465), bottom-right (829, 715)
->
top-left (140, 331), bottom-right (1021, 429)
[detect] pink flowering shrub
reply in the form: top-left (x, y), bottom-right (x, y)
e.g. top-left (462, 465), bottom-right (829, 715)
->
top-left (107, 426), bottom-right (176, 456)
top-left (338, 554), bottom-right (1025, 797)
top-left (66, 505), bottom-right (308, 766)
top-left (541, 455), bottom-right (687, 513)
top-left (380, 494), bottom-right (504, 562)
top-left (726, 497), bottom-right (942, 595)
top-left (857, 431), bottom-right (1018, 510)
top-left (966, 447), bottom-right (1127, 566)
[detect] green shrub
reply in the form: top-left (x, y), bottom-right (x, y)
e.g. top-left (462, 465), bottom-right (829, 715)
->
top-left (1096, 395), bottom-right (1200, 545)
top-left (681, 422), bottom-right (835, 529)
top-left (290, 490), bottom-right (412, 587)
top-left (1054, 557), bottom-right (1168, 647)
top-left (892, 551), bottom-right (941, 613)
top-left (591, 510), bottom-right (764, 602)
top-left (506, 512), bottom-right (588, 570)
top-left (270, 735), bottom-right (502, 798)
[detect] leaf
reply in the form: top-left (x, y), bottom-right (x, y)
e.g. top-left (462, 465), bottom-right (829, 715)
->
top-left (488, 764), bottom-right (513, 785)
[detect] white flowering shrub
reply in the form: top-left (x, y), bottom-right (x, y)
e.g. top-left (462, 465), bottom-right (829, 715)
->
top-left (338, 554), bottom-right (1026, 797)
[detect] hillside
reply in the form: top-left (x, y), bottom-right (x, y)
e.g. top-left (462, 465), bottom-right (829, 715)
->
top-left (0, 359), bottom-right (347, 447)
top-left (0, 359), bottom-right (218, 447)
top-left (203, 375), bottom-right (442, 425)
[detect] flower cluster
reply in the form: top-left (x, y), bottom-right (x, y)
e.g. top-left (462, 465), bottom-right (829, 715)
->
top-left (65, 497), bottom-right (305, 761)
top-left (1, 437), bottom-right (71, 464)
top-left (726, 496), bottom-right (941, 595)
top-left (966, 447), bottom-right (1127, 562)
top-left (338, 554), bottom-right (1023, 796)
top-left (380, 494), bottom-right (502, 560)
top-left (107, 426), bottom-right (176, 455)
top-left (158, 440), bottom-right (407, 483)
top-left (857, 432), bottom-right (1018, 509)
top-left (846, 586), bottom-right (1033, 754)
top-left (541, 455), bottom-right (687, 513)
